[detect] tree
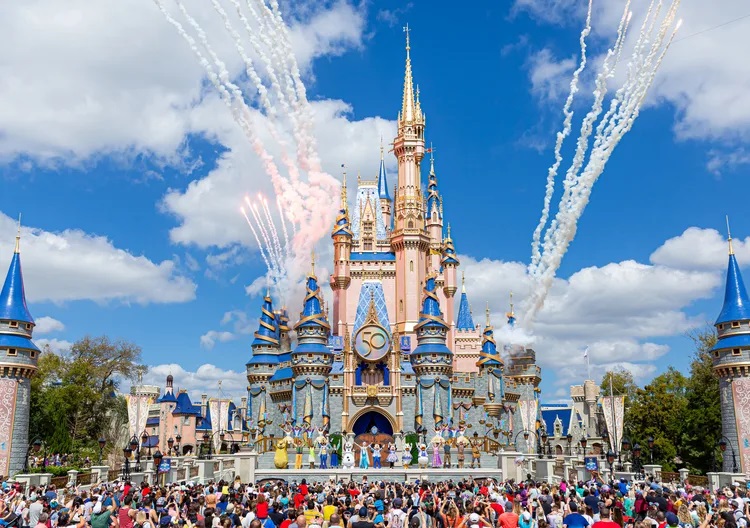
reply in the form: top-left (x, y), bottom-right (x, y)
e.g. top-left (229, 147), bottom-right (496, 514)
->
top-left (29, 336), bottom-right (144, 459)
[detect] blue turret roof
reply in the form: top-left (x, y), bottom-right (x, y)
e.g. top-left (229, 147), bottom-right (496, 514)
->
top-left (716, 251), bottom-right (750, 325)
top-left (456, 284), bottom-right (475, 331)
top-left (378, 155), bottom-right (390, 201)
top-left (441, 228), bottom-right (460, 267)
top-left (0, 247), bottom-right (34, 325)
top-left (172, 391), bottom-right (201, 415)
top-left (249, 292), bottom-right (281, 365)
top-left (158, 391), bottom-right (177, 403)
top-left (426, 164), bottom-right (442, 220)
top-left (293, 274), bottom-right (331, 355)
top-left (413, 276), bottom-right (451, 355)
top-left (477, 313), bottom-right (502, 367)
top-left (196, 401), bottom-right (212, 431)
top-left (0, 334), bottom-right (39, 352)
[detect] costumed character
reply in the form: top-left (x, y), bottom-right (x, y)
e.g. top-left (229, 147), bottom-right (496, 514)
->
top-left (357, 441), bottom-right (370, 469)
top-left (417, 443), bottom-right (429, 469)
top-left (308, 441), bottom-right (316, 469)
top-left (342, 439), bottom-right (355, 469)
top-left (315, 433), bottom-right (329, 469)
top-left (372, 442), bottom-right (382, 469)
top-left (274, 437), bottom-right (290, 469)
top-left (431, 434), bottom-right (444, 468)
top-left (386, 442), bottom-right (399, 468)
top-left (402, 442), bottom-right (413, 469)
top-left (330, 436), bottom-right (340, 468)
top-left (470, 436), bottom-right (482, 468)
top-left (456, 433), bottom-right (469, 469)
top-left (294, 438), bottom-right (304, 469)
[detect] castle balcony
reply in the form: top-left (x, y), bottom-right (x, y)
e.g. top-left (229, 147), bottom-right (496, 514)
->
top-left (350, 385), bottom-right (394, 407)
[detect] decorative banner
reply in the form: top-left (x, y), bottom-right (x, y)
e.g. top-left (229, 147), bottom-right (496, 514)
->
top-left (209, 400), bottom-right (220, 451)
top-left (400, 336), bottom-right (411, 352)
top-left (0, 379), bottom-right (18, 477)
top-left (433, 386), bottom-right (443, 428)
top-left (519, 398), bottom-right (538, 432)
top-left (328, 335), bottom-right (344, 352)
top-left (158, 458), bottom-right (172, 474)
top-left (731, 377), bottom-right (750, 474)
top-left (303, 385), bottom-right (313, 425)
top-left (218, 400), bottom-right (230, 435)
top-left (415, 384), bottom-right (423, 431)
top-left (600, 395), bottom-right (625, 453)
top-left (322, 383), bottom-right (330, 431)
top-left (488, 374), bottom-right (496, 402)
top-left (257, 393), bottom-right (267, 426)
top-left (585, 456), bottom-right (599, 472)
top-left (126, 394), bottom-right (152, 438)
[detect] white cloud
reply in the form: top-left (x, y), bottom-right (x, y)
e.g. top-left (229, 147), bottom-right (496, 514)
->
top-left (460, 226), bottom-right (727, 391)
top-left (0, 0), bottom-right (366, 164)
top-left (34, 316), bottom-right (65, 335)
top-left (138, 363), bottom-right (248, 402)
top-left (199, 330), bottom-right (236, 350)
top-left (36, 338), bottom-right (73, 355)
top-left (527, 48), bottom-right (576, 102)
top-left (706, 148), bottom-right (750, 177)
top-left (515, 0), bottom-right (750, 141)
top-left (0, 212), bottom-right (196, 304)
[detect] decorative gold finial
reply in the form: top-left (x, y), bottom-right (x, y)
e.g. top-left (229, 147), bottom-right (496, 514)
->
top-left (357, 171), bottom-right (361, 185)
top-left (727, 215), bottom-right (735, 255)
top-left (341, 166), bottom-right (348, 208)
top-left (446, 223), bottom-right (451, 240)
top-left (377, 266), bottom-right (384, 280)
top-left (403, 23), bottom-right (410, 52)
top-left (486, 302), bottom-right (491, 327)
top-left (311, 249), bottom-right (316, 276)
top-left (14, 214), bottom-right (21, 254)
top-left (461, 270), bottom-right (466, 293)
top-left (380, 137), bottom-right (384, 160)
top-left (507, 292), bottom-right (515, 318)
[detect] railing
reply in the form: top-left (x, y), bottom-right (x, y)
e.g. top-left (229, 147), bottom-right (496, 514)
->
top-left (190, 466), bottom-right (199, 478)
top-left (222, 459), bottom-right (235, 469)
top-left (108, 470), bottom-right (120, 482)
top-left (51, 475), bottom-right (68, 488)
top-left (77, 473), bottom-right (93, 486)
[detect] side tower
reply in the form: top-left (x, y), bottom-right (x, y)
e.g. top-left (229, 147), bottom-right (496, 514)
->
top-left (410, 275), bottom-right (453, 433)
top-left (476, 306), bottom-right (505, 416)
top-left (330, 176), bottom-right (353, 337)
top-left (0, 226), bottom-right (39, 476)
top-left (378, 144), bottom-right (392, 230)
top-left (291, 268), bottom-right (333, 430)
top-left (246, 292), bottom-right (281, 430)
top-left (711, 231), bottom-right (750, 473)
top-left (392, 27), bottom-right (430, 334)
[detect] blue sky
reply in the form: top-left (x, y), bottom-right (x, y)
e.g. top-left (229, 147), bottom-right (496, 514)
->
top-left (1, 0), bottom-right (749, 401)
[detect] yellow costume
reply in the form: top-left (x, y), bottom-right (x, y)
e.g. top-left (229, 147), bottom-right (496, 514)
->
top-left (274, 438), bottom-right (290, 469)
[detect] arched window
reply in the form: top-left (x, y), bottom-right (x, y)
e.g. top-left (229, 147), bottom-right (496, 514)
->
top-left (408, 220), bottom-right (414, 229)
top-left (399, 300), bottom-right (403, 312)
top-left (409, 260), bottom-right (414, 272)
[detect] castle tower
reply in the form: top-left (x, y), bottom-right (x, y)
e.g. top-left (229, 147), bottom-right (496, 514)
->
top-left (477, 305), bottom-right (505, 406)
top-left (291, 266), bottom-right (332, 427)
top-left (330, 174), bottom-right (353, 336)
top-left (711, 229), bottom-right (750, 473)
top-left (425, 151), bottom-right (443, 273)
top-left (441, 225), bottom-right (459, 342)
top-left (246, 291), bottom-right (281, 383)
top-left (0, 224), bottom-right (39, 476)
top-left (392, 26), bottom-right (430, 334)
top-left (378, 143), bottom-right (392, 230)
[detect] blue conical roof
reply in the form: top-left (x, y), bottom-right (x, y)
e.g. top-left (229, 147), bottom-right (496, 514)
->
top-left (378, 157), bottom-right (390, 201)
top-left (413, 277), bottom-right (451, 355)
top-left (477, 318), bottom-right (502, 367)
top-left (196, 400), bottom-right (212, 431)
top-left (0, 249), bottom-right (34, 325)
top-left (251, 293), bottom-right (281, 348)
top-left (294, 274), bottom-right (331, 354)
top-left (426, 170), bottom-right (441, 219)
top-left (716, 252), bottom-right (750, 325)
top-left (456, 287), bottom-right (475, 331)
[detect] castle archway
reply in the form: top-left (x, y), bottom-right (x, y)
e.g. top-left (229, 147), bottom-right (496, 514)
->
top-left (348, 408), bottom-right (396, 466)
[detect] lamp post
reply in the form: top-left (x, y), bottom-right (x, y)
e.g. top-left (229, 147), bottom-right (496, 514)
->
top-left (122, 446), bottom-right (132, 480)
top-left (620, 437), bottom-right (631, 471)
top-left (167, 437), bottom-right (174, 456)
top-left (580, 437), bottom-right (588, 458)
top-left (606, 450), bottom-right (616, 482)
top-left (541, 431), bottom-right (550, 459)
top-left (513, 429), bottom-right (543, 459)
top-left (152, 450), bottom-right (163, 486)
top-left (175, 434), bottom-right (182, 456)
top-left (632, 442), bottom-right (643, 479)
top-left (566, 434), bottom-right (573, 456)
top-left (718, 437), bottom-right (739, 473)
top-left (98, 437), bottom-right (106, 466)
top-left (128, 436), bottom-right (141, 472)
top-left (140, 431), bottom-right (153, 459)
top-left (647, 436), bottom-right (654, 463)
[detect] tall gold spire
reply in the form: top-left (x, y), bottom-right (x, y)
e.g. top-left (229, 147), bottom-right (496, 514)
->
top-left (485, 301), bottom-right (491, 327)
top-left (400, 24), bottom-right (416, 125)
top-left (429, 142), bottom-right (435, 174)
top-left (727, 215), bottom-right (734, 255)
top-left (380, 136), bottom-right (384, 160)
top-left (461, 270), bottom-right (466, 293)
top-left (341, 166), bottom-right (348, 210)
top-left (14, 214), bottom-right (21, 254)
top-left (506, 292), bottom-right (515, 319)
top-left (311, 249), bottom-right (316, 276)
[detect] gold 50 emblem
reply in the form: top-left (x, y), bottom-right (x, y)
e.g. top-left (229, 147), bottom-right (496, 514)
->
top-left (354, 323), bottom-right (391, 361)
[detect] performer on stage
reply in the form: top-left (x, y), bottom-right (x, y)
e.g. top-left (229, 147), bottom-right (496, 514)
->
top-left (402, 441), bottom-right (413, 469)
top-left (308, 441), bottom-right (316, 469)
top-left (342, 439), bottom-right (355, 469)
top-left (330, 436), bottom-right (339, 468)
top-left (357, 441), bottom-right (370, 469)
top-left (431, 437), bottom-right (443, 468)
top-left (274, 437), bottom-right (290, 469)
top-left (443, 438), bottom-right (452, 468)
top-left (417, 443), bottom-right (429, 469)
top-left (317, 436), bottom-right (329, 469)
top-left (294, 438), bottom-right (304, 469)
top-left (470, 435), bottom-right (482, 468)
top-left (372, 442), bottom-right (382, 469)
top-left (386, 442), bottom-right (399, 468)
top-left (456, 434), bottom-right (469, 469)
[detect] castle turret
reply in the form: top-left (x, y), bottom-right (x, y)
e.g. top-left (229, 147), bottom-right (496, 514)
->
top-left (292, 265), bottom-right (332, 378)
top-left (393, 26), bottom-right (430, 334)
top-left (276, 308), bottom-right (292, 361)
top-left (456, 273), bottom-right (475, 332)
top-left (246, 291), bottom-right (281, 384)
top-left (441, 225), bottom-right (459, 342)
top-left (411, 275), bottom-right (452, 378)
top-left (425, 151), bottom-right (443, 273)
top-left (711, 227), bottom-right (750, 473)
top-left (331, 174), bottom-right (353, 336)
top-left (378, 143), bottom-right (392, 230)
top-left (0, 223), bottom-right (39, 476)
top-left (477, 305), bottom-right (502, 370)
top-left (157, 374), bottom-right (177, 403)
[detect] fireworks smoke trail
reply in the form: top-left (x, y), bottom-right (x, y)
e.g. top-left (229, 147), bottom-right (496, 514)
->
top-left (276, 194), bottom-right (290, 251)
top-left (524, 0), bottom-right (681, 326)
top-left (260, 194), bottom-right (285, 266)
top-left (241, 207), bottom-right (273, 272)
top-left (529, 0), bottom-right (594, 277)
top-left (249, 201), bottom-right (276, 270)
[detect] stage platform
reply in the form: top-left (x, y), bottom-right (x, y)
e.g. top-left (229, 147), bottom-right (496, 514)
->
top-left (250, 467), bottom-right (503, 483)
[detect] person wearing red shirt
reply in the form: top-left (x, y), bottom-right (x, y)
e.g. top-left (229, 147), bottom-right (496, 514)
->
top-left (299, 481), bottom-right (309, 498)
top-left (591, 508), bottom-right (620, 528)
top-left (490, 496), bottom-right (505, 518)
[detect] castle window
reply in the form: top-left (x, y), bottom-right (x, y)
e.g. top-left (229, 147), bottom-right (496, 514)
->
top-left (732, 321), bottom-right (741, 328)
top-left (30, 351), bottom-right (37, 359)
top-left (719, 324), bottom-right (725, 330)
top-left (410, 260), bottom-right (414, 272)
top-left (399, 300), bottom-right (403, 312)
top-left (8, 321), bottom-right (18, 328)
top-left (733, 348), bottom-right (742, 356)
top-left (408, 220), bottom-right (414, 229)
top-left (714, 351), bottom-right (720, 358)
top-left (6, 348), bottom-right (16, 357)
top-left (25, 323), bottom-right (32, 330)
top-left (183, 416), bottom-right (190, 425)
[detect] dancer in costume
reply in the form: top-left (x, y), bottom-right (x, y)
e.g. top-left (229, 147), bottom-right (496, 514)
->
top-left (294, 438), bottom-right (304, 469)
top-left (443, 437), bottom-right (452, 468)
top-left (273, 437), bottom-right (290, 469)
top-left (456, 434), bottom-right (469, 469)
top-left (386, 442), bottom-right (399, 468)
top-left (330, 436), bottom-right (339, 468)
top-left (342, 439), bottom-right (355, 469)
top-left (431, 435), bottom-right (443, 468)
top-left (357, 441), bottom-right (370, 469)
top-left (417, 443), bottom-right (429, 469)
top-left (372, 442), bottom-right (382, 469)
top-left (308, 441), bottom-right (316, 469)
top-left (402, 442), bottom-right (413, 469)
top-left (470, 436), bottom-right (482, 468)
top-left (316, 434), bottom-right (329, 469)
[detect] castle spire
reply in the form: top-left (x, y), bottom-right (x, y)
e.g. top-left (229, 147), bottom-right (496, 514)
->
top-left (716, 231), bottom-right (750, 325)
top-left (727, 215), bottom-right (734, 255)
top-left (250, 291), bottom-right (281, 352)
top-left (0, 220), bottom-right (34, 325)
top-left (477, 302), bottom-right (502, 368)
top-left (456, 272), bottom-right (475, 331)
top-left (400, 24), bottom-right (416, 125)
top-left (378, 139), bottom-right (390, 201)
top-left (506, 292), bottom-right (516, 327)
